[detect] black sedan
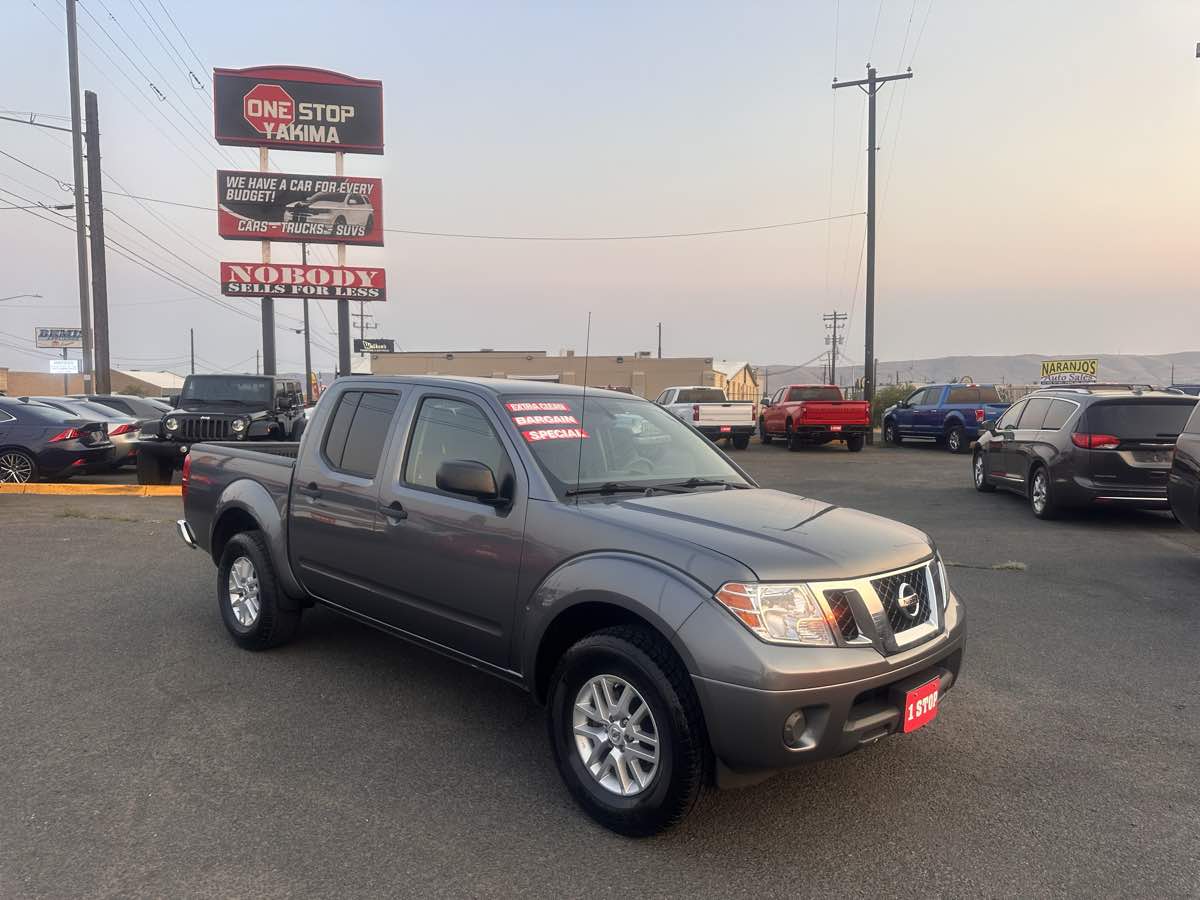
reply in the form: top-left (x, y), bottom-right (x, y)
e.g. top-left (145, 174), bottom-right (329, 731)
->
top-left (0, 398), bottom-right (115, 482)
top-left (972, 387), bottom-right (1198, 519)
top-left (1168, 403), bottom-right (1200, 531)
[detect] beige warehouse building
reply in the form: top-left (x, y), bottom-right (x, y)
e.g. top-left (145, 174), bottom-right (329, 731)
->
top-left (360, 350), bottom-right (754, 402)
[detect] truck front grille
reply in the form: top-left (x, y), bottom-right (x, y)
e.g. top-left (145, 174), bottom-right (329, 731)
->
top-left (178, 416), bottom-right (232, 441)
top-left (871, 565), bottom-right (933, 634)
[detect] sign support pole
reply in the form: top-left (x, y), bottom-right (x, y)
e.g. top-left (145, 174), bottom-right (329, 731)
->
top-left (302, 243), bottom-right (313, 403)
top-left (259, 147), bottom-right (276, 376)
top-left (62, 348), bottom-right (69, 395)
top-left (84, 91), bottom-right (112, 394)
top-left (335, 151), bottom-right (351, 378)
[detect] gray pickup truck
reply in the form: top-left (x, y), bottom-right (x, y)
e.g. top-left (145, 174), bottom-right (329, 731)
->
top-left (178, 376), bottom-right (965, 835)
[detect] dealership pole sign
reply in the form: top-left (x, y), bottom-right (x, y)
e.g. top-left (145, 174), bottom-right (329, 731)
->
top-left (35, 327), bottom-right (84, 349)
top-left (221, 262), bottom-right (386, 301)
top-left (218, 171), bottom-right (383, 245)
top-left (213, 66), bottom-right (384, 154)
top-left (1039, 358), bottom-right (1099, 386)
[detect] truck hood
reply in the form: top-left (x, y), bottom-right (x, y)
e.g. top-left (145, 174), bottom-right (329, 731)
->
top-left (577, 488), bottom-right (933, 583)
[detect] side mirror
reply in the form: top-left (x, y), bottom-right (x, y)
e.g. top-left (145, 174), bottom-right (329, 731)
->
top-left (897, 400), bottom-right (909, 409)
top-left (761, 397), bottom-right (772, 408)
top-left (980, 419), bottom-right (996, 433)
top-left (436, 459), bottom-right (499, 502)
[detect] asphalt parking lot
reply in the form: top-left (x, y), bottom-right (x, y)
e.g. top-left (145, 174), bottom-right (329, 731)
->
top-left (2, 441), bottom-right (1198, 898)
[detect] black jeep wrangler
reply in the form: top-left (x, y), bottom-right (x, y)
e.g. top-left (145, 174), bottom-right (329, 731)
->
top-left (136, 374), bottom-right (307, 484)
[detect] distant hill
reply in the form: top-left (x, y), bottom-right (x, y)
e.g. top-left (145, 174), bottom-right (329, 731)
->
top-left (757, 351), bottom-right (1200, 394)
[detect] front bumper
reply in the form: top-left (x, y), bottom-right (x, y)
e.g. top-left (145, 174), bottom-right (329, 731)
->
top-left (136, 438), bottom-right (192, 466)
top-left (681, 590), bottom-right (965, 780)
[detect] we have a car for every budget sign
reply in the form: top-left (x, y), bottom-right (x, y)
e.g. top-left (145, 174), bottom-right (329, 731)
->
top-left (218, 171), bottom-right (383, 246)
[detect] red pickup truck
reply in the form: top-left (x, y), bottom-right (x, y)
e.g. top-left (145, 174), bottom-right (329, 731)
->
top-left (759, 384), bottom-right (871, 452)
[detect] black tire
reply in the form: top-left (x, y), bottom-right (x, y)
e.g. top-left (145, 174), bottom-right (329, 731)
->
top-left (973, 450), bottom-right (996, 492)
top-left (547, 625), bottom-right (710, 837)
top-left (289, 419), bottom-right (306, 442)
top-left (786, 420), bottom-right (802, 451)
top-left (758, 419), bottom-right (772, 445)
top-left (217, 531), bottom-right (301, 650)
top-left (846, 433), bottom-right (865, 452)
top-left (883, 420), bottom-right (902, 446)
top-left (136, 452), bottom-right (173, 485)
top-left (1029, 465), bottom-right (1058, 520)
top-left (945, 425), bottom-right (967, 454)
top-left (0, 448), bottom-right (38, 483)
top-left (731, 434), bottom-right (750, 451)
top-left (334, 215), bottom-right (347, 228)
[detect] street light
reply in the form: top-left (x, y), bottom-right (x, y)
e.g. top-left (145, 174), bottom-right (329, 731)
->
top-left (0, 293), bottom-right (43, 302)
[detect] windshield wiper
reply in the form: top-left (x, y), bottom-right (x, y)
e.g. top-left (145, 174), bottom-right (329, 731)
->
top-left (662, 477), bottom-right (749, 491)
top-left (565, 482), bottom-right (661, 497)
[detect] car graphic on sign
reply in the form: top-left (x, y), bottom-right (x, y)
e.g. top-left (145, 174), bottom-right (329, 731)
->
top-left (284, 191), bottom-right (375, 235)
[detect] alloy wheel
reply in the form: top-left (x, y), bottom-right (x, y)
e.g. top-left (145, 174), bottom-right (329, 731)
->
top-left (227, 556), bottom-right (261, 627)
top-left (948, 430), bottom-right (961, 452)
top-left (572, 674), bottom-right (660, 797)
top-left (0, 452), bottom-right (33, 483)
top-left (1032, 471), bottom-right (1048, 513)
top-left (974, 454), bottom-right (985, 486)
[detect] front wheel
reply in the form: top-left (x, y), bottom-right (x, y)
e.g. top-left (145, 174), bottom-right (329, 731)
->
top-left (731, 433), bottom-right (750, 451)
top-left (758, 419), bottom-right (772, 445)
top-left (547, 626), bottom-right (709, 837)
top-left (973, 451), bottom-right (996, 492)
top-left (946, 425), bottom-right (967, 454)
top-left (217, 532), bottom-right (301, 650)
top-left (884, 420), bottom-right (902, 446)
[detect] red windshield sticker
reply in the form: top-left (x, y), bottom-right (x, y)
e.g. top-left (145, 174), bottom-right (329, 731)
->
top-left (513, 414), bottom-right (579, 427)
top-left (506, 401), bottom-right (571, 413)
top-left (522, 427), bottom-right (589, 443)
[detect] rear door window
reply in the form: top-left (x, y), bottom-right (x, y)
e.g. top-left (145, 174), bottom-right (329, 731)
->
top-left (1017, 398), bottom-right (1053, 429)
top-left (1084, 401), bottom-right (1197, 440)
top-left (1041, 400), bottom-right (1076, 431)
top-left (946, 387), bottom-right (980, 404)
top-left (339, 392), bottom-right (402, 477)
top-left (322, 391), bottom-right (362, 469)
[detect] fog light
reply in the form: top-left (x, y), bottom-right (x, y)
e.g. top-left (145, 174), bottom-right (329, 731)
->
top-left (782, 709), bottom-right (807, 748)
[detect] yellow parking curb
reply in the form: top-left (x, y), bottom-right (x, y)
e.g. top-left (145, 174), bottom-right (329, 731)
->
top-left (0, 483), bottom-right (181, 497)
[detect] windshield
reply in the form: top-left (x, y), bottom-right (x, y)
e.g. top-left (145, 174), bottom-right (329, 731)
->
top-left (503, 394), bottom-right (751, 497)
top-left (179, 376), bottom-right (273, 406)
top-left (674, 388), bottom-right (727, 404)
top-left (1083, 400), bottom-right (1197, 439)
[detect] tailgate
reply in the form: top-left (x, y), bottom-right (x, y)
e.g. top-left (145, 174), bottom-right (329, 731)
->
top-left (695, 403), bottom-right (755, 426)
top-left (798, 401), bottom-right (870, 425)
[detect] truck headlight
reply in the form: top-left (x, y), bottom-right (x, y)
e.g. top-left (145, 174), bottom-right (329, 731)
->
top-left (231, 417), bottom-right (247, 433)
top-left (164, 417), bottom-right (179, 432)
top-left (715, 582), bottom-right (834, 646)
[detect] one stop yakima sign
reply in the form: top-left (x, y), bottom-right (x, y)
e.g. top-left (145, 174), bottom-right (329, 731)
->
top-left (242, 83), bottom-right (294, 134)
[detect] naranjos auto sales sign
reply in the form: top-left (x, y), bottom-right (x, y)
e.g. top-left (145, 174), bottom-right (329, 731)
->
top-left (213, 66), bottom-right (384, 154)
top-left (1039, 358), bottom-right (1099, 385)
top-left (218, 171), bottom-right (383, 246)
top-left (220, 262), bottom-right (386, 301)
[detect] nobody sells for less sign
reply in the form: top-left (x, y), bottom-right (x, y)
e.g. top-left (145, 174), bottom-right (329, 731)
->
top-left (220, 262), bottom-right (386, 301)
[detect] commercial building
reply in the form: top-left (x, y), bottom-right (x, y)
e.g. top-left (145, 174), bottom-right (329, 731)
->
top-left (0, 368), bottom-right (185, 398)
top-left (360, 350), bottom-right (723, 400)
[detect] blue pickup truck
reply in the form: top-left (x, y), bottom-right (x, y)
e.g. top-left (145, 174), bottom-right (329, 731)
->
top-left (883, 384), bottom-right (1010, 453)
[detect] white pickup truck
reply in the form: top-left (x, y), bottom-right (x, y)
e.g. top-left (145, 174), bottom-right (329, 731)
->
top-left (655, 386), bottom-right (756, 449)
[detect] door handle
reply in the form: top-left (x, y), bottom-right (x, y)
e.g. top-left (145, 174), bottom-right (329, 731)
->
top-left (380, 500), bottom-right (408, 522)
top-left (297, 481), bottom-right (322, 499)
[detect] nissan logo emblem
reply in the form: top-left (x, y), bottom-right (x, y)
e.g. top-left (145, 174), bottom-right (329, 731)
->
top-left (896, 582), bottom-right (921, 618)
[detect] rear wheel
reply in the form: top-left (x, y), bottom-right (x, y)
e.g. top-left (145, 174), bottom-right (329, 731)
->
top-left (758, 419), bottom-right (772, 445)
top-left (1029, 466), bottom-right (1058, 519)
top-left (786, 420), bottom-right (802, 451)
top-left (547, 626), bottom-right (709, 837)
top-left (217, 532), bottom-right (301, 650)
top-left (731, 434), bottom-right (750, 451)
top-left (884, 420), bottom-right (902, 446)
top-left (973, 451), bottom-right (996, 492)
top-left (946, 425), bottom-right (966, 454)
top-left (846, 434), bottom-right (865, 452)
top-left (0, 449), bottom-right (36, 483)
top-left (136, 452), bottom-right (174, 485)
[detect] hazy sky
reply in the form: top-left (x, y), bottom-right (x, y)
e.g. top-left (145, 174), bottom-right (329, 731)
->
top-left (1, 1), bottom-right (1197, 375)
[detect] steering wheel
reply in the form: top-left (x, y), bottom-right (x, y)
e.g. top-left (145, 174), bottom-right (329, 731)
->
top-left (624, 456), bottom-right (655, 476)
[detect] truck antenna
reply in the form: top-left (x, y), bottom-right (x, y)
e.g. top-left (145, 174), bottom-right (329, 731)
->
top-left (574, 312), bottom-right (592, 505)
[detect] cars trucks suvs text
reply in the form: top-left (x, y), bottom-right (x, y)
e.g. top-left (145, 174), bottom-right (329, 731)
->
top-left (177, 377), bottom-right (966, 835)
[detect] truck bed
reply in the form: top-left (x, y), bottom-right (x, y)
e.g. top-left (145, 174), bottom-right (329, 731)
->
top-left (183, 442), bottom-right (299, 555)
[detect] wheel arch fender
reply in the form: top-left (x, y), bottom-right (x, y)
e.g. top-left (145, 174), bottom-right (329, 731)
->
top-left (943, 411), bottom-right (967, 431)
top-left (210, 479), bottom-right (305, 605)
top-left (522, 552), bottom-right (713, 703)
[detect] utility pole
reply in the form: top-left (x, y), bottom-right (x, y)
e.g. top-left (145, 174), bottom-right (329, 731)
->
top-left (255, 349), bottom-right (260, 375)
top-left (84, 91), bottom-right (111, 394)
top-left (657, 322), bottom-right (662, 359)
top-left (823, 310), bottom-right (847, 386)
top-left (258, 149), bottom-right (275, 375)
top-left (65, 0), bottom-right (93, 392)
top-left (301, 243), bottom-right (313, 403)
top-left (351, 303), bottom-right (377, 357)
top-left (335, 151), bottom-right (351, 378)
top-left (833, 64), bottom-right (912, 437)
top-left (190, 328), bottom-right (195, 374)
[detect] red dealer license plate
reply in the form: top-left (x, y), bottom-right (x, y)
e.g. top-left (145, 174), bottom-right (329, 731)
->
top-left (830, 425), bottom-right (842, 432)
top-left (902, 679), bottom-right (940, 733)
top-left (719, 426), bottom-right (732, 433)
